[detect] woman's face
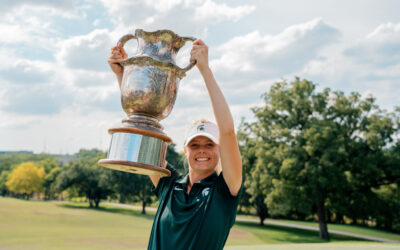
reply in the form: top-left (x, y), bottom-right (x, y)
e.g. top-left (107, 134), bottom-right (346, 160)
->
top-left (184, 136), bottom-right (219, 174)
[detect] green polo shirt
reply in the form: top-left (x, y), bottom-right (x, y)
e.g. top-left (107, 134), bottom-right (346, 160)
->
top-left (148, 164), bottom-right (242, 250)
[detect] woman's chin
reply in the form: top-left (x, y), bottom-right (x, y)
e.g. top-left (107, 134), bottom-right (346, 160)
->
top-left (191, 161), bottom-right (216, 172)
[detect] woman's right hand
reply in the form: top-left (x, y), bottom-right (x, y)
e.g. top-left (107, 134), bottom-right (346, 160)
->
top-left (108, 43), bottom-right (128, 77)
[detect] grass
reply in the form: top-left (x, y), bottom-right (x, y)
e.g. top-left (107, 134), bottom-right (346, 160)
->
top-left (0, 197), bottom-right (152, 249)
top-left (236, 214), bottom-right (400, 242)
top-left (1, 197), bottom-right (399, 249)
top-left (224, 243), bottom-right (400, 250)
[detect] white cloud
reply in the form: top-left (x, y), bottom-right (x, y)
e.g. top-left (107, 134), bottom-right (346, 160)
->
top-left (366, 22), bottom-right (400, 40)
top-left (0, 0), bottom-right (76, 13)
top-left (99, 0), bottom-right (255, 38)
top-left (0, 23), bottom-right (32, 44)
top-left (344, 22), bottom-right (400, 67)
top-left (0, 108), bottom-right (120, 154)
top-left (0, 10), bottom-right (57, 46)
top-left (211, 18), bottom-right (340, 86)
top-left (301, 22), bottom-right (400, 112)
top-left (57, 29), bottom-right (113, 71)
top-left (1, 83), bottom-right (71, 115)
top-left (194, 0), bottom-right (255, 22)
top-left (0, 59), bottom-right (53, 85)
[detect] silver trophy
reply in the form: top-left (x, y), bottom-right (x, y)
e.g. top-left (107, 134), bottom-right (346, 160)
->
top-left (98, 29), bottom-right (196, 177)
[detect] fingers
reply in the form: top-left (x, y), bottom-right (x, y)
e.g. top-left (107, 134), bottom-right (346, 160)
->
top-left (190, 45), bottom-right (208, 61)
top-left (117, 43), bottom-right (128, 59)
top-left (193, 39), bottom-right (205, 46)
top-left (107, 57), bottom-right (122, 64)
top-left (109, 46), bottom-right (126, 63)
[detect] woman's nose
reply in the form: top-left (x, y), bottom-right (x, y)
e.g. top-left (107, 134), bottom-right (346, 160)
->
top-left (197, 145), bottom-right (207, 153)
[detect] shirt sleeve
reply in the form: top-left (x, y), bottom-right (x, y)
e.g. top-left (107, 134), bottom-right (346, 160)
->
top-left (216, 172), bottom-right (243, 206)
top-left (152, 163), bottom-right (181, 198)
top-left (216, 172), bottom-right (243, 227)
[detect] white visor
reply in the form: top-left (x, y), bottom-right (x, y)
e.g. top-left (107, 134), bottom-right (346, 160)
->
top-left (184, 122), bottom-right (219, 146)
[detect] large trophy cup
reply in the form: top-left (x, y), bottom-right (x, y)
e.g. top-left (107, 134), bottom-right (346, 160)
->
top-left (98, 29), bottom-right (196, 177)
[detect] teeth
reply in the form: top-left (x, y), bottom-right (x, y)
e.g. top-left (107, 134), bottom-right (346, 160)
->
top-left (196, 158), bottom-right (209, 161)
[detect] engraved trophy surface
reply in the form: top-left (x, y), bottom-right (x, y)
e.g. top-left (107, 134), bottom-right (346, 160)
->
top-left (98, 29), bottom-right (196, 177)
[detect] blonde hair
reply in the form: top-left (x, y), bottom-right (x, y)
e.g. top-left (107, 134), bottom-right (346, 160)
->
top-left (191, 118), bottom-right (214, 125)
top-left (185, 118), bottom-right (222, 174)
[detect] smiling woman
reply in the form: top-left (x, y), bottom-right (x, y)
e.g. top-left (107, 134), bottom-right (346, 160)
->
top-left (108, 38), bottom-right (243, 250)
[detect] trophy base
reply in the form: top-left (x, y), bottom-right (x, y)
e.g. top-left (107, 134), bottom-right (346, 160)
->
top-left (98, 159), bottom-right (170, 177)
top-left (98, 126), bottom-right (172, 177)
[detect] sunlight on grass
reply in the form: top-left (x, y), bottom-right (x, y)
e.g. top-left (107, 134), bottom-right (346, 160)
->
top-left (1, 197), bottom-right (399, 249)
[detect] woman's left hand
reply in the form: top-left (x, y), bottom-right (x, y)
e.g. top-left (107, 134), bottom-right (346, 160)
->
top-left (190, 39), bottom-right (209, 72)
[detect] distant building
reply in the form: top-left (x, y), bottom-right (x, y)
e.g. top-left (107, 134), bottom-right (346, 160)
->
top-left (0, 151), bottom-right (34, 155)
top-left (53, 154), bottom-right (78, 165)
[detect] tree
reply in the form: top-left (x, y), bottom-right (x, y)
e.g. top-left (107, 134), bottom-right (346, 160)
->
top-left (0, 170), bottom-right (10, 196)
top-left (6, 162), bottom-right (45, 199)
top-left (108, 171), bottom-right (153, 214)
top-left (237, 120), bottom-right (268, 224)
top-left (243, 77), bottom-right (400, 239)
top-left (37, 157), bottom-right (62, 200)
top-left (373, 183), bottom-right (400, 232)
top-left (55, 149), bottom-right (113, 208)
top-left (109, 143), bottom-right (185, 214)
top-left (166, 143), bottom-right (185, 174)
top-left (0, 153), bottom-right (61, 197)
top-left (43, 167), bottom-right (62, 200)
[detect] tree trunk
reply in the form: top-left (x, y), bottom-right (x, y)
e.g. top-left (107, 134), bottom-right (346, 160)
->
top-left (335, 213), bottom-right (344, 224)
top-left (142, 200), bottom-right (146, 215)
top-left (327, 209), bottom-right (332, 223)
top-left (259, 216), bottom-right (264, 226)
top-left (255, 195), bottom-right (268, 226)
top-left (119, 194), bottom-right (126, 204)
top-left (89, 200), bottom-right (94, 208)
top-left (316, 199), bottom-right (330, 240)
top-left (351, 216), bottom-right (357, 225)
top-left (95, 199), bottom-right (100, 208)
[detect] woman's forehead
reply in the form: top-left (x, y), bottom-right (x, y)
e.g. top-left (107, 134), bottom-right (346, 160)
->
top-left (189, 136), bottom-right (215, 144)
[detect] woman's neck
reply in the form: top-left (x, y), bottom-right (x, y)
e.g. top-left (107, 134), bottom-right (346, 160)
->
top-left (187, 169), bottom-right (215, 194)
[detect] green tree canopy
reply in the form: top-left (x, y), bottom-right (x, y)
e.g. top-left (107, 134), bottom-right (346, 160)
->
top-left (55, 149), bottom-right (112, 208)
top-left (241, 77), bottom-right (400, 238)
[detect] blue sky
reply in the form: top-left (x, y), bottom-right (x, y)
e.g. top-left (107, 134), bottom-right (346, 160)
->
top-left (0, 0), bottom-right (399, 154)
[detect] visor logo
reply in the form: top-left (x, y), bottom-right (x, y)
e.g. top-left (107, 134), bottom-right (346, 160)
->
top-left (197, 124), bottom-right (205, 132)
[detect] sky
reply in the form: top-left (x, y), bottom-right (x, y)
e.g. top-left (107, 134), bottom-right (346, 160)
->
top-left (0, 0), bottom-right (399, 154)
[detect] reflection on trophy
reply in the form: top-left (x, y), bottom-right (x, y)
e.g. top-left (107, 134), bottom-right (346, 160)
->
top-left (98, 29), bottom-right (196, 177)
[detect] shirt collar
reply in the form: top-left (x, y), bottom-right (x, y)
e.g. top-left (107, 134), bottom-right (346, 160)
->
top-left (176, 171), bottom-right (218, 188)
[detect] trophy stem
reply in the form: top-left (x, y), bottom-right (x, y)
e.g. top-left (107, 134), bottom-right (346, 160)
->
top-left (122, 115), bottom-right (164, 130)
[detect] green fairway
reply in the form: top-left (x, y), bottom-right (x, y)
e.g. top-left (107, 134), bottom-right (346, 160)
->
top-left (236, 214), bottom-right (400, 242)
top-left (225, 243), bottom-right (400, 250)
top-left (1, 197), bottom-right (399, 249)
top-left (262, 218), bottom-right (400, 242)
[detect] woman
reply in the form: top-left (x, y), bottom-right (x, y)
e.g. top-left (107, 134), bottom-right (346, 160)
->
top-left (108, 39), bottom-right (242, 250)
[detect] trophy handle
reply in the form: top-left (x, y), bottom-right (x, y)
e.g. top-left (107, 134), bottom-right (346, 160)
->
top-left (118, 33), bottom-right (137, 53)
top-left (181, 36), bottom-right (197, 73)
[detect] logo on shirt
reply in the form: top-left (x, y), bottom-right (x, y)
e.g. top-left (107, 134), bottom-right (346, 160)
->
top-left (174, 186), bottom-right (184, 191)
top-left (202, 187), bottom-right (210, 197)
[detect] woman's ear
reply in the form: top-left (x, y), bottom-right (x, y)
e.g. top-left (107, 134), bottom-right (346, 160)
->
top-left (183, 146), bottom-right (188, 156)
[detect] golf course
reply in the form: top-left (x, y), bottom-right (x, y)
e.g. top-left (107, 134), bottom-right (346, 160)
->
top-left (1, 197), bottom-right (399, 249)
